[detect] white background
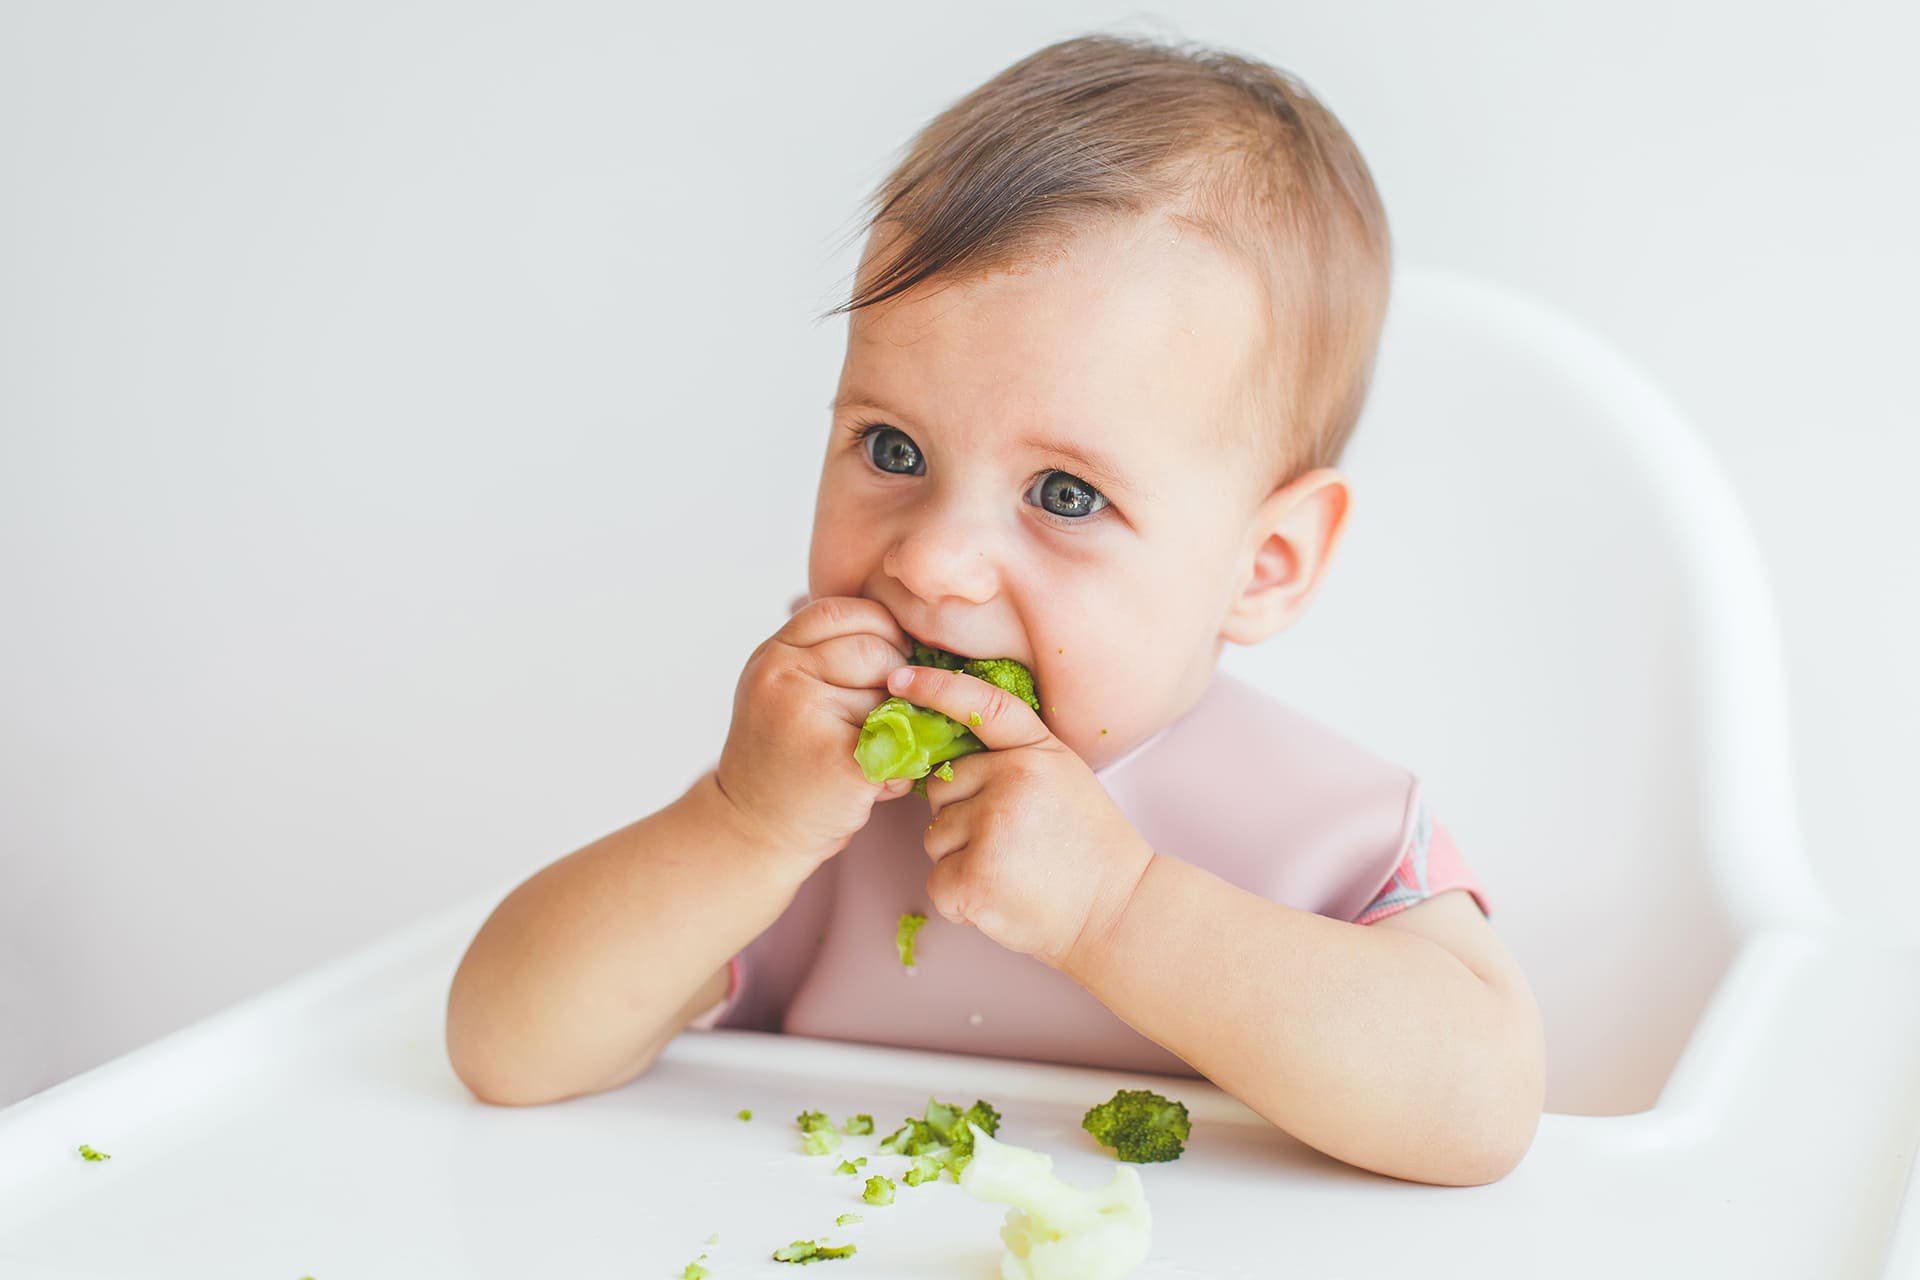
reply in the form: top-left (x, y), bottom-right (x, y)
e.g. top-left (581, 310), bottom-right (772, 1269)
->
top-left (1, 0), bottom-right (1914, 1109)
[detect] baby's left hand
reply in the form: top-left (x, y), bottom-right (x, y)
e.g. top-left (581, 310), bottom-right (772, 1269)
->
top-left (885, 664), bottom-right (1154, 971)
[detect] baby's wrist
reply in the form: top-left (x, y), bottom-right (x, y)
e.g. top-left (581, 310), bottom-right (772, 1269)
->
top-left (686, 769), bottom-right (824, 888)
top-left (1056, 842), bottom-right (1157, 978)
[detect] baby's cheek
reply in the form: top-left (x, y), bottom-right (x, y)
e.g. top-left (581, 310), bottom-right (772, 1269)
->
top-left (806, 511), bottom-right (866, 596)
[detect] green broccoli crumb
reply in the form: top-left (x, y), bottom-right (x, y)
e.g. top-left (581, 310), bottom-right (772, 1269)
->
top-left (705, 1233), bottom-right (719, 1244)
top-left (877, 1097), bottom-right (1000, 1177)
top-left (896, 912), bottom-right (927, 968)
top-left (835, 1212), bottom-right (863, 1226)
top-left (861, 1175), bottom-right (896, 1206)
top-left (682, 1260), bottom-right (710, 1280)
top-left (968, 711), bottom-right (982, 727)
top-left (797, 1109), bottom-right (842, 1155)
top-left (76, 1145), bottom-right (110, 1162)
top-left (843, 1114), bottom-right (873, 1135)
top-left (832, 1157), bottom-right (868, 1175)
top-left (1081, 1087), bottom-right (1192, 1162)
top-left (772, 1239), bottom-right (856, 1264)
top-left (737, 1109), bottom-right (752, 1121)
top-left (934, 761), bottom-right (954, 782)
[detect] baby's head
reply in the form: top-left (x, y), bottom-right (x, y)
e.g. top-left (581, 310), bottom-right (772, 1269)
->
top-left (808, 33), bottom-right (1391, 769)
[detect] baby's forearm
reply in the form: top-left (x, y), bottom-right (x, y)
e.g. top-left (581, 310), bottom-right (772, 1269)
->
top-left (445, 769), bottom-right (807, 1106)
top-left (1062, 854), bottom-right (1541, 1186)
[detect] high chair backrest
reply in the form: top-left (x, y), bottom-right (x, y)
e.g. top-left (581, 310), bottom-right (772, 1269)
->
top-left (1219, 266), bottom-right (1833, 1116)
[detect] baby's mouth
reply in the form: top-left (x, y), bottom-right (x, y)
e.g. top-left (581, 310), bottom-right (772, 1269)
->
top-left (903, 630), bottom-right (972, 667)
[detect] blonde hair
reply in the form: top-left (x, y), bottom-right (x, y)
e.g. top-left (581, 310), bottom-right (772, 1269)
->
top-left (821, 31), bottom-right (1393, 486)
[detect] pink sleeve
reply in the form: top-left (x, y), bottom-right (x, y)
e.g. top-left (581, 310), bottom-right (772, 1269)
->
top-left (1352, 803), bottom-right (1491, 925)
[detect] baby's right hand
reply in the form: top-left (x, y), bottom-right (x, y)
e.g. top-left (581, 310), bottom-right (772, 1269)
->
top-left (713, 596), bottom-right (915, 872)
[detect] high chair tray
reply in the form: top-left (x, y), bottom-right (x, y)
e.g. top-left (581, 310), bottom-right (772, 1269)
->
top-left (1, 892), bottom-right (1917, 1278)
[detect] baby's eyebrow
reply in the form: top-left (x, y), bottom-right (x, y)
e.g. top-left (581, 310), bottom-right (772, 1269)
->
top-left (1017, 434), bottom-right (1140, 499)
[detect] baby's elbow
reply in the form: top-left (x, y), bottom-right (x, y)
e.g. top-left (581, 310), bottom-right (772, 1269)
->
top-left (1443, 989), bottom-right (1547, 1186)
top-left (446, 1015), bottom-right (668, 1108)
top-left (445, 1024), bottom-right (552, 1108)
top-left (1437, 1103), bottom-right (1541, 1186)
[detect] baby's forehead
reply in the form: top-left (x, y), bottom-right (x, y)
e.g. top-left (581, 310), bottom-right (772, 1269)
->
top-left (846, 216), bottom-right (1271, 450)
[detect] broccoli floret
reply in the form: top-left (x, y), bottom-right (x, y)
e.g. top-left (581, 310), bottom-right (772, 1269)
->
top-left (844, 1114), bottom-right (874, 1135)
top-left (76, 1145), bottom-right (111, 1162)
top-left (835, 1212), bottom-right (863, 1226)
top-left (861, 1174), bottom-right (896, 1206)
top-left (772, 1239), bottom-right (855, 1263)
top-left (1081, 1088), bottom-right (1191, 1163)
top-left (797, 1110), bottom-right (842, 1156)
top-left (855, 698), bottom-right (987, 784)
top-left (854, 646), bottom-right (1039, 784)
top-left (895, 912), bottom-right (926, 968)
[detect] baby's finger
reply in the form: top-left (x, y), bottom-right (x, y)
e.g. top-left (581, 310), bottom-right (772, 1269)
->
top-left (802, 630), bottom-right (911, 694)
top-left (874, 776), bottom-right (916, 802)
top-left (884, 665), bottom-right (1050, 752)
top-left (921, 797), bottom-right (971, 865)
top-left (922, 751), bottom-right (988, 816)
top-left (777, 596), bottom-right (911, 657)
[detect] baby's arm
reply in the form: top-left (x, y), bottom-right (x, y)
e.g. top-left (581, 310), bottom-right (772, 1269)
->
top-left (445, 768), bottom-right (806, 1106)
top-left (446, 597), bottom-right (915, 1107)
top-left (1063, 861), bottom-right (1544, 1186)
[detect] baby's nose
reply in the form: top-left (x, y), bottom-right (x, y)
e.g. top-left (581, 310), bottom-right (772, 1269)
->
top-left (882, 508), bottom-right (999, 607)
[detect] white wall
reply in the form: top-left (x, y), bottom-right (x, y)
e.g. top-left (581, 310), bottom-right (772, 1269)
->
top-left (2, 0), bottom-right (1914, 1108)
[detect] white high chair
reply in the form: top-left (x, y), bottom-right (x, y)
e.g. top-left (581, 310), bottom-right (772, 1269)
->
top-left (0, 268), bottom-right (1915, 1278)
top-left (1222, 264), bottom-right (1836, 1118)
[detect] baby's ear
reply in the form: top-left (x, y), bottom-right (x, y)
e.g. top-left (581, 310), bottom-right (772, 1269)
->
top-left (1219, 468), bottom-right (1351, 647)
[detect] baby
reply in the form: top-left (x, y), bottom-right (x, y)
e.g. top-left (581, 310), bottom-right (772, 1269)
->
top-left (446, 32), bottom-right (1544, 1187)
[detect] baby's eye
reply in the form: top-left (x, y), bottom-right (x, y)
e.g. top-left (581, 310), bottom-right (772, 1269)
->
top-left (1026, 470), bottom-right (1109, 520)
top-left (862, 425), bottom-right (925, 476)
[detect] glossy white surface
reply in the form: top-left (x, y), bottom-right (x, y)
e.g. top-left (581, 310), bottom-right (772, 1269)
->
top-left (0, 894), bottom-right (1916, 1278)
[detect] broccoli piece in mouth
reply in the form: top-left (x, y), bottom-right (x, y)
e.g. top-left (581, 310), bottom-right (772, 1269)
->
top-left (1081, 1088), bottom-right (1192, 1163)
top-left (955, 656), bottom-right (1038, 712)
top-left (853, 643), bottom-right (1040, 786)
top-left (911, 641), bottom-right (966, 671)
